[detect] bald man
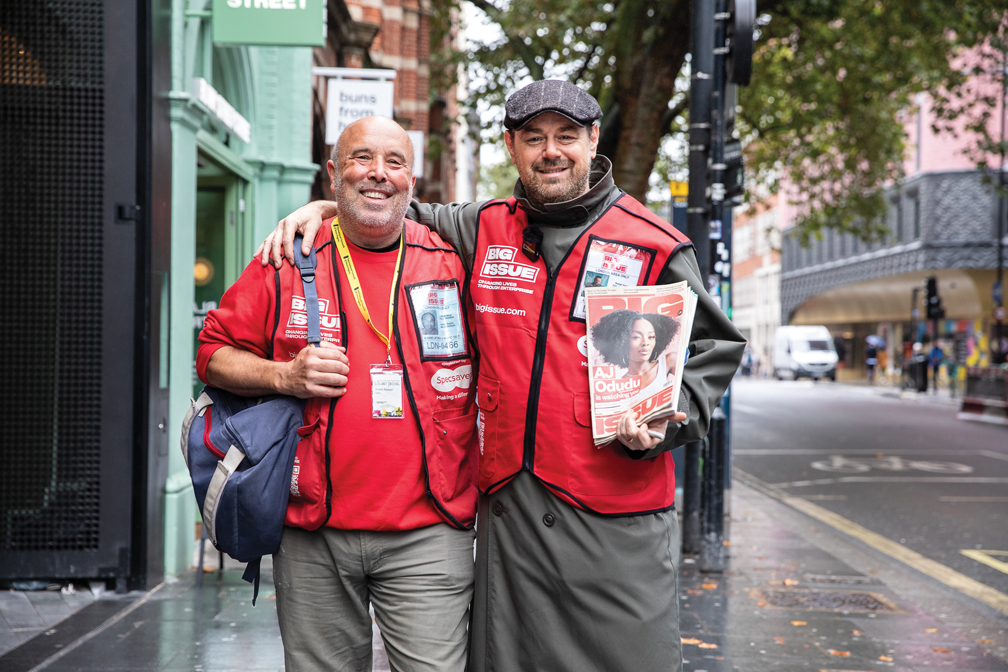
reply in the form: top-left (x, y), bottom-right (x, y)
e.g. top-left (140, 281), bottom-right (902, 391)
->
top-left (197, 117), bottom-right (479, 672)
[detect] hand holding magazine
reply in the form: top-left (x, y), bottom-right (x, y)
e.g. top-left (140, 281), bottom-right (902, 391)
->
top-left (585, 282), bottom-right (698, 446)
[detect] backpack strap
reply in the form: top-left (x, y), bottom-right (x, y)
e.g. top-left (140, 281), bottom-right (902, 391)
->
top-left (202, 444), bottom-right (245, 548)
top-left (294, 234), bottom-right (321, 347)
top-left (242, 558), bottom-right (262, 605)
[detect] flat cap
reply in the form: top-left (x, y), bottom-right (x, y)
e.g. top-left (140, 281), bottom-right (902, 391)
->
top-left (504, 80), bottom-right (602, 130)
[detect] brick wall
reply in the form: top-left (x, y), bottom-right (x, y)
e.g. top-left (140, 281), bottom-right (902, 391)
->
top-left (312, 0), bottom-right (457, 203)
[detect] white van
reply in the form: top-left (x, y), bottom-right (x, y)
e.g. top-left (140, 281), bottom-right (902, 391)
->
top-left (772, 325), bottom-right (839, 381)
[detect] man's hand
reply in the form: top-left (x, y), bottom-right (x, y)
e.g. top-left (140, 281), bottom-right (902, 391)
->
top-left (255, 200), bottom-right (337, 268)
top-left (278, 341), bottom-right (350, 399)
top-left (617, 410), bottom-right (687, 452)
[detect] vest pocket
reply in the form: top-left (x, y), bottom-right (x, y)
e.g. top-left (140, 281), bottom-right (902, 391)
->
top-left (284, 400), bottom-right (327, 529)
top-left (431, 411), bottom-right (478, 501)
top-left (476, 375), bottom-right (500, 479)
top-left (569, 392), bottom-right (650, 496)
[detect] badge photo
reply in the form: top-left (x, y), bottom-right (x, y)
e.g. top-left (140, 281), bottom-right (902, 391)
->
top-left (569, 236), bottom-right (657, 322)
top-left (405, 280), bottom-right (470, 361)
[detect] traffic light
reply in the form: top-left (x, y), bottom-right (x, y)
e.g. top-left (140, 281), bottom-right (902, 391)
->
top-left (925, 276), bottom-right (945, 320)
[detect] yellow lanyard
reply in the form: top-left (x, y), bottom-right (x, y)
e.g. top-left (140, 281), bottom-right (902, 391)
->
top-left (331, 219), bottom-right (404, 361)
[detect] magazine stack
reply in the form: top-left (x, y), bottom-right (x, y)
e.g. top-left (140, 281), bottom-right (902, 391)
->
top-left (584, 282), bottom-right (698, 445)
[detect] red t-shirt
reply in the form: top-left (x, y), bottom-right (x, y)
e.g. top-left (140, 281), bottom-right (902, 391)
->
top-left (199, 235), bottom-right (442, 532)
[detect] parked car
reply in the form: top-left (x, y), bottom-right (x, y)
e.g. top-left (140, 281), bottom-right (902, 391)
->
top-left (773, 325), bottom-right (839, 381)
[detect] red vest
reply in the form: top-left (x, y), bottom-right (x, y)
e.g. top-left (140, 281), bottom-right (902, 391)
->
top-left (469, 194), bottom-right (692, 514)
top-left (279, 220), bottom-right (478, 530)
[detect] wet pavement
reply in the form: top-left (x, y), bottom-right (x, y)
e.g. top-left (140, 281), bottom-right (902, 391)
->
top-left (1, 477), bottom-right (1006, 670)
top-left (4, 377), bottom-right (1002, 672)
top-left (679, 482), bottom-right (1008, 671)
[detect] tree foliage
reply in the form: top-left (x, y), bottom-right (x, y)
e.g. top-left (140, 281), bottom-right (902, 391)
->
top-left (433, 0), bottom-right (1006, 240)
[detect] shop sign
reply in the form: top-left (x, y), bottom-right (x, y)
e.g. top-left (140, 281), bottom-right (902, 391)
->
top-left (324, 78), bottom-right (395, 144)
top-left (212, 0), bottom-right (325, 47)
top-left (193, 78), bottom-right (251, 143)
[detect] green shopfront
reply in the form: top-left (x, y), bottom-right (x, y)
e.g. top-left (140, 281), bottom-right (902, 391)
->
top-left (164, 0), bottom-right (321, 575)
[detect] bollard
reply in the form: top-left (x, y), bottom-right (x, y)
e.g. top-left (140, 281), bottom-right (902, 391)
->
top-left (700, 406), bottom-right (726, 572)
top-left (682, 441), bottom-right (702, 555)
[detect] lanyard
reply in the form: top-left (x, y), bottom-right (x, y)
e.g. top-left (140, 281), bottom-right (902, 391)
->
top-left (331, 219), bottom-right (404, 362)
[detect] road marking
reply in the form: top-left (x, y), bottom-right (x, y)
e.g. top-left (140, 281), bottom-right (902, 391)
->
top-left (981, 451), bottom-right (1008, 462)
top-left (733, 403), bottom-right (761, 414)
top-left (736, 469), bottom-right (1008, 616)
top-left (810, 455), bottom-right (972, 474)
top-left (735, 448), bottom-right (1003, 456)
top-left (941, 496), bottom-right (1008, 502)
top-left (775, 476), bottom-right (1008, 488)
top-left (961, 550), bottom-right (1008, 576)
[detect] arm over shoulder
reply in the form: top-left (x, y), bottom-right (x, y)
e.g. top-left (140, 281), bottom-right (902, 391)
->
top-left (406, 200), bottom-right (486, 273)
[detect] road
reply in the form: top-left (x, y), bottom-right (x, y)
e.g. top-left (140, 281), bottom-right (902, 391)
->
top-left (730, 378), bottom-right (1008, 601)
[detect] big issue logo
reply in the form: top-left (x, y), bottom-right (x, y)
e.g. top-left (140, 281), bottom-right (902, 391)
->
top-left (431, 364), bottom-right (473, 392)
top-left (480, 245), bottom-right (539, 283)
top-left (288, 296), bottom-right (340, 330)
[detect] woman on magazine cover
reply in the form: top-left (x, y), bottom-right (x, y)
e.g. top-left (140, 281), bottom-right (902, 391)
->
top-left (591, 309), bottom-right (680, 398)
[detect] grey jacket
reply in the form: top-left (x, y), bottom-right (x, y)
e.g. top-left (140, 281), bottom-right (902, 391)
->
top-left (407, 156), bottom-right (745, 455)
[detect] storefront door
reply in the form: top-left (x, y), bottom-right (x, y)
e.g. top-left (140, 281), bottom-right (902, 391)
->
top-left (193, 154), bottom-right (248, 397)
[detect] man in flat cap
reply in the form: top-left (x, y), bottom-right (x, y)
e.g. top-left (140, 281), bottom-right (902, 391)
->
top-left (259, 82), bottom-right (745, 672)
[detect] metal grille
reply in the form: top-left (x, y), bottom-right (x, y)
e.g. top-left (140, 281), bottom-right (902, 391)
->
top-left (750, 588), bottom-right (902, 613)
top-left (0, 1), bottom-right (104, 552)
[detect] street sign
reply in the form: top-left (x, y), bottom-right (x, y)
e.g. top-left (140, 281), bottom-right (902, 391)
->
top-left (670, 180), bottom-right (688, 201)
top-left (212, 0), bottom-right (326, 47)
top-left (995, 306), bottom-right (1007, 322)
top-left (994, 280), bottom-right (1003, 304)
top-left (193, 78), bottom-right (251, 142)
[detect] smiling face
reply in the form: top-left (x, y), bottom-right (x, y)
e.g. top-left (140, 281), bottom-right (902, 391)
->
top-left (504, 111), bottom-right (598, 209)
top-left (327, 117), bottom-right (415, 248)
top-left (628, 318), bottom-right (657, 367)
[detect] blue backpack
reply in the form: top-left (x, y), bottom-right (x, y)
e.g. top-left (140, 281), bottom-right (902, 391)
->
top-left (180, 237), bottom-right (321, 603)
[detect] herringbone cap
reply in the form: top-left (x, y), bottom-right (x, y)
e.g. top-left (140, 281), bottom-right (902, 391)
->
top-left (504, 80), bottom-right (602, 130)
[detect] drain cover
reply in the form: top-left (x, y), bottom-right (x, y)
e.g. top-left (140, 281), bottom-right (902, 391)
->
top-left (803, 574), bottom-right (882, 586)
top-left (749, 588), bottom-right (901, 613)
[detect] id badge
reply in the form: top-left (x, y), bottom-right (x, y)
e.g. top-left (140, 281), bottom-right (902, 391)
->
top-left (371, 364), bottom-right (404, 419)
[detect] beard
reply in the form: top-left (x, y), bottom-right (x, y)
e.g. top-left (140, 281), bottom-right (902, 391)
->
top-left (523, 156), bottom-right (591, 209)
top-left (335, 174), bottom-right (413, 237)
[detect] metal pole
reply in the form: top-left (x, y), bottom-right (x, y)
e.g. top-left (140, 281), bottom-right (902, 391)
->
top-left (699, 0), bottom-right (729, 571)
top-left (700, 407), bottom-right (726, 572)
top-left (683, 441), bottom-right (701, 555)
top-left (683, 0), bottom-right (714, 556)
top-left (687, 0), bottom-right (714, 279)
top-left (994, 48), bottom-right (1006, 364)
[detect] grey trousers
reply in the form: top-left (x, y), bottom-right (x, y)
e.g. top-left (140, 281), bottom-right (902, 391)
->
top-left (273, 524), bottom-right (476, 672)
top-left (470, 472), bottom-right (682, 672)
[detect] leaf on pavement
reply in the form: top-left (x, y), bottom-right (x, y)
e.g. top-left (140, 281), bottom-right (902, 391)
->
top-left (828, 649), bottom-right (850, 657)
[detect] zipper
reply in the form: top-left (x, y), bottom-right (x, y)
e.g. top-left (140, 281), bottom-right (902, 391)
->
top-left (522, 271), bottom-right (557, 471)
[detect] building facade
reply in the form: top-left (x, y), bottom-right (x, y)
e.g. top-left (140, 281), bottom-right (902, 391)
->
top-left (778, 91), bottom-right (1005, 379)
top-left (163, 0), bottom-right (470, 577)
top-left (731, 193), bottom-right (786, 371)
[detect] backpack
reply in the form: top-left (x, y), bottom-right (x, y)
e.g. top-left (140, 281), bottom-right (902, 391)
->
top-left (180, 236), bottom-right (320, 604)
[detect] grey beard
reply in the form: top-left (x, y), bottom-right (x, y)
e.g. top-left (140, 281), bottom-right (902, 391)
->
top-left (335, 176), bottom-right (413, 233)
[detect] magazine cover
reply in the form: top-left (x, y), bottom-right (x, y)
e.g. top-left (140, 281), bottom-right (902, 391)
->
top-left (584, 282), bottom-right (698, 445)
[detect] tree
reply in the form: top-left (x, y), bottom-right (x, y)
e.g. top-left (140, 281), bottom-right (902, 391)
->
top-left (433, 0), bottom-right (1006, 240)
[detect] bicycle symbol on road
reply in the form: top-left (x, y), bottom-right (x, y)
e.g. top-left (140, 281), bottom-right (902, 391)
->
top-left (810, 455), bottom-right (973, 474)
